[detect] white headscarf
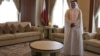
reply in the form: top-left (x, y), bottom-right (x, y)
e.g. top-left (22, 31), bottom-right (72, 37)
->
top-left (70, 2), bottom-right (79, 9)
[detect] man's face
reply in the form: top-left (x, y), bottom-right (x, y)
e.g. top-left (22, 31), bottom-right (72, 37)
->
top-left (71, 2), bottom-right (75, 8)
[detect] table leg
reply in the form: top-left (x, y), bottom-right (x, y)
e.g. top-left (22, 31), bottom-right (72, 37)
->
top-left (31, 50), bottom-right (36, 56)
top-left (55, 51), bottom-right (61, 56)
top-left (42, 53), bottom-right (50, 56)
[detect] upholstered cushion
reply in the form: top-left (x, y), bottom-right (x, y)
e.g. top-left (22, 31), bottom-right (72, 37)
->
top-left (3, 23), bottom-right (11, 34)
top-left (95, 33), bottom-right (100, 40)
top-left (83, 32), bottom-right (96, 40)
top-left (24, 24), bottom-right (31, 32)
top-left (0, 34), bottom-right (15, 41)
top-left (30, 26), bottom-right (43, 33)
top-left (14, 32), bottom-right (41, 39)
top-left (54, 28), bottom-right (64, 33)
top-left (84, 39), bottom-right (100, 48)
top-left (17, 24), bottom-right (25, 33)
top-left (30, 26), bottom-right (36, 31)
top-left (10, 24), bottom-right (17, 34)
top-left (53, 33), bottom-right (64, 38)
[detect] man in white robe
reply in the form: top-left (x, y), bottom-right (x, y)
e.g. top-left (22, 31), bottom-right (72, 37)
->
top-left (62, 0), bottom-right (84, 56)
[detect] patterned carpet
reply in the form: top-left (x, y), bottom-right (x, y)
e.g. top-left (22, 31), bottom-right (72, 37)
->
top-left (0, 43), bottom-right (32, 56)
top-left (0, 42), bottom-right (99, 56)
top-left (84, 51), bottom-right (100, 56)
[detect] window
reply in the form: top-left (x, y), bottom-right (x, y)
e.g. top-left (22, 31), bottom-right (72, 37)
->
top-left (0, 0), bottom-right (18, 23)
top-left (52, 0), bottom-right (69, 28)
top-left (98, 11), bottom-right (100, 27)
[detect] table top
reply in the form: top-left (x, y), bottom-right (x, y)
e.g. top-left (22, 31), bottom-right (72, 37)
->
top-left (30, 40), bottom-right (63, 51)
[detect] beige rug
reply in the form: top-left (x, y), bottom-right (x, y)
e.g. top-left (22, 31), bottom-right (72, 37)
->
top-left (84, 51), bottom-right (100, 56)
top-left (59, 51), bottom-right (100, 56)
top-left (0, 42), bottom-right (99, 56)
top-left (0, 43), bottom-right (32, 56)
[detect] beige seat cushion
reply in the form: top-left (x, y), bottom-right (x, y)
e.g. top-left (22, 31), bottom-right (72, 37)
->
top-left (14, 32), bottom-right (41, 39)
top-left (0, 34), bottom-right (15, 41)
top-left (84, 39), bottom-right (100, 48)
top-left (54, 28), bottom-right (64, 33)
top-left (53, 33), bottom-right (64, 38)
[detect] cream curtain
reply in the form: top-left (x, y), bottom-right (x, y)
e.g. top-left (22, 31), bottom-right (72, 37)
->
top-left (48, 0), bottom-right (56, 24)
top-left (0, 0), bottom-right (2, 5)
top-left (94, 0), bottom-right (100, 18)
top-left (13, 0), bottom-right (20, 21)
top-left (92, 0), bottom-right (100, 32)
top-left (13, 0), bottom-right (19, 11)
top-left (67, 0), bottom-right (70, 7)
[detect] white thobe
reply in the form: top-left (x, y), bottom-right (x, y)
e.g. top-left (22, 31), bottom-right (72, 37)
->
top-left (62, 8), bottom-right (84, 56)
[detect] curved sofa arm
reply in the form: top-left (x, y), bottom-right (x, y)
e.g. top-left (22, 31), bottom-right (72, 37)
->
top-left (83, 32), bottom-right (96, 40)
top-left (31, 26), bottom-right (44, 39)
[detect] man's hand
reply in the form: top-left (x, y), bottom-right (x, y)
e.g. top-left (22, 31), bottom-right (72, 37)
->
top-left (71, 23), bottom-right (75, 28)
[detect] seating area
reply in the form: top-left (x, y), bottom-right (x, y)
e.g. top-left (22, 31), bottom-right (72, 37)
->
top-left (83, 32), bottom-right (100, 54)
top-left (0, 22), bottom-right (99, 56)
top-left (0, 0), bottom-right (100, 56)
top-left (0, 22), bottom-right (43, 46)
top-left (50, 28), bottom-right (64, 43)
top-left (50, 27), bottom-right (100, 54)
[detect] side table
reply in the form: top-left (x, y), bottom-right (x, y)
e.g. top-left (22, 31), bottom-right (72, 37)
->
top-left (43, 26), bottom-right (55, 39)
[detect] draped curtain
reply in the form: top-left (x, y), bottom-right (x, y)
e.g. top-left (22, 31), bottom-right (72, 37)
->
top-left (67, 0), bottom-right (70, 7)
top-left (92, 0), bottom-right (100, 32)
top-left (35, 0), bottom-right (43, 26)
top-left (45, 0), bottom-right (56, 25)
top-left (20, 0), bottom-right (36, 25)
top-left (47, 0), bottom-right (56, 23)
top-left (0, 0), bottom-right (2, 5)
top-left (36, 0), bottom-right (56, 26)
top-left (13, 0), bottom-right (20, 21)
top-left (13, 0), bottom-right (19, 11)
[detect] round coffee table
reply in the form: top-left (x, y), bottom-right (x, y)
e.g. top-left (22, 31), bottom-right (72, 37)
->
top-left (30, 40), bottom-right (63, 56)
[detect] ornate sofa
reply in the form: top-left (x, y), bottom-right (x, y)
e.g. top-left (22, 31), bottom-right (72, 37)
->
top-left (83, 32), bottom-right (100, 54)
top-left (50, 28), bottom-right (64, 43)
top-left (50, 28), bottom-right (100, 54)
top-left (0, 22), bottom-right (43, 46)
